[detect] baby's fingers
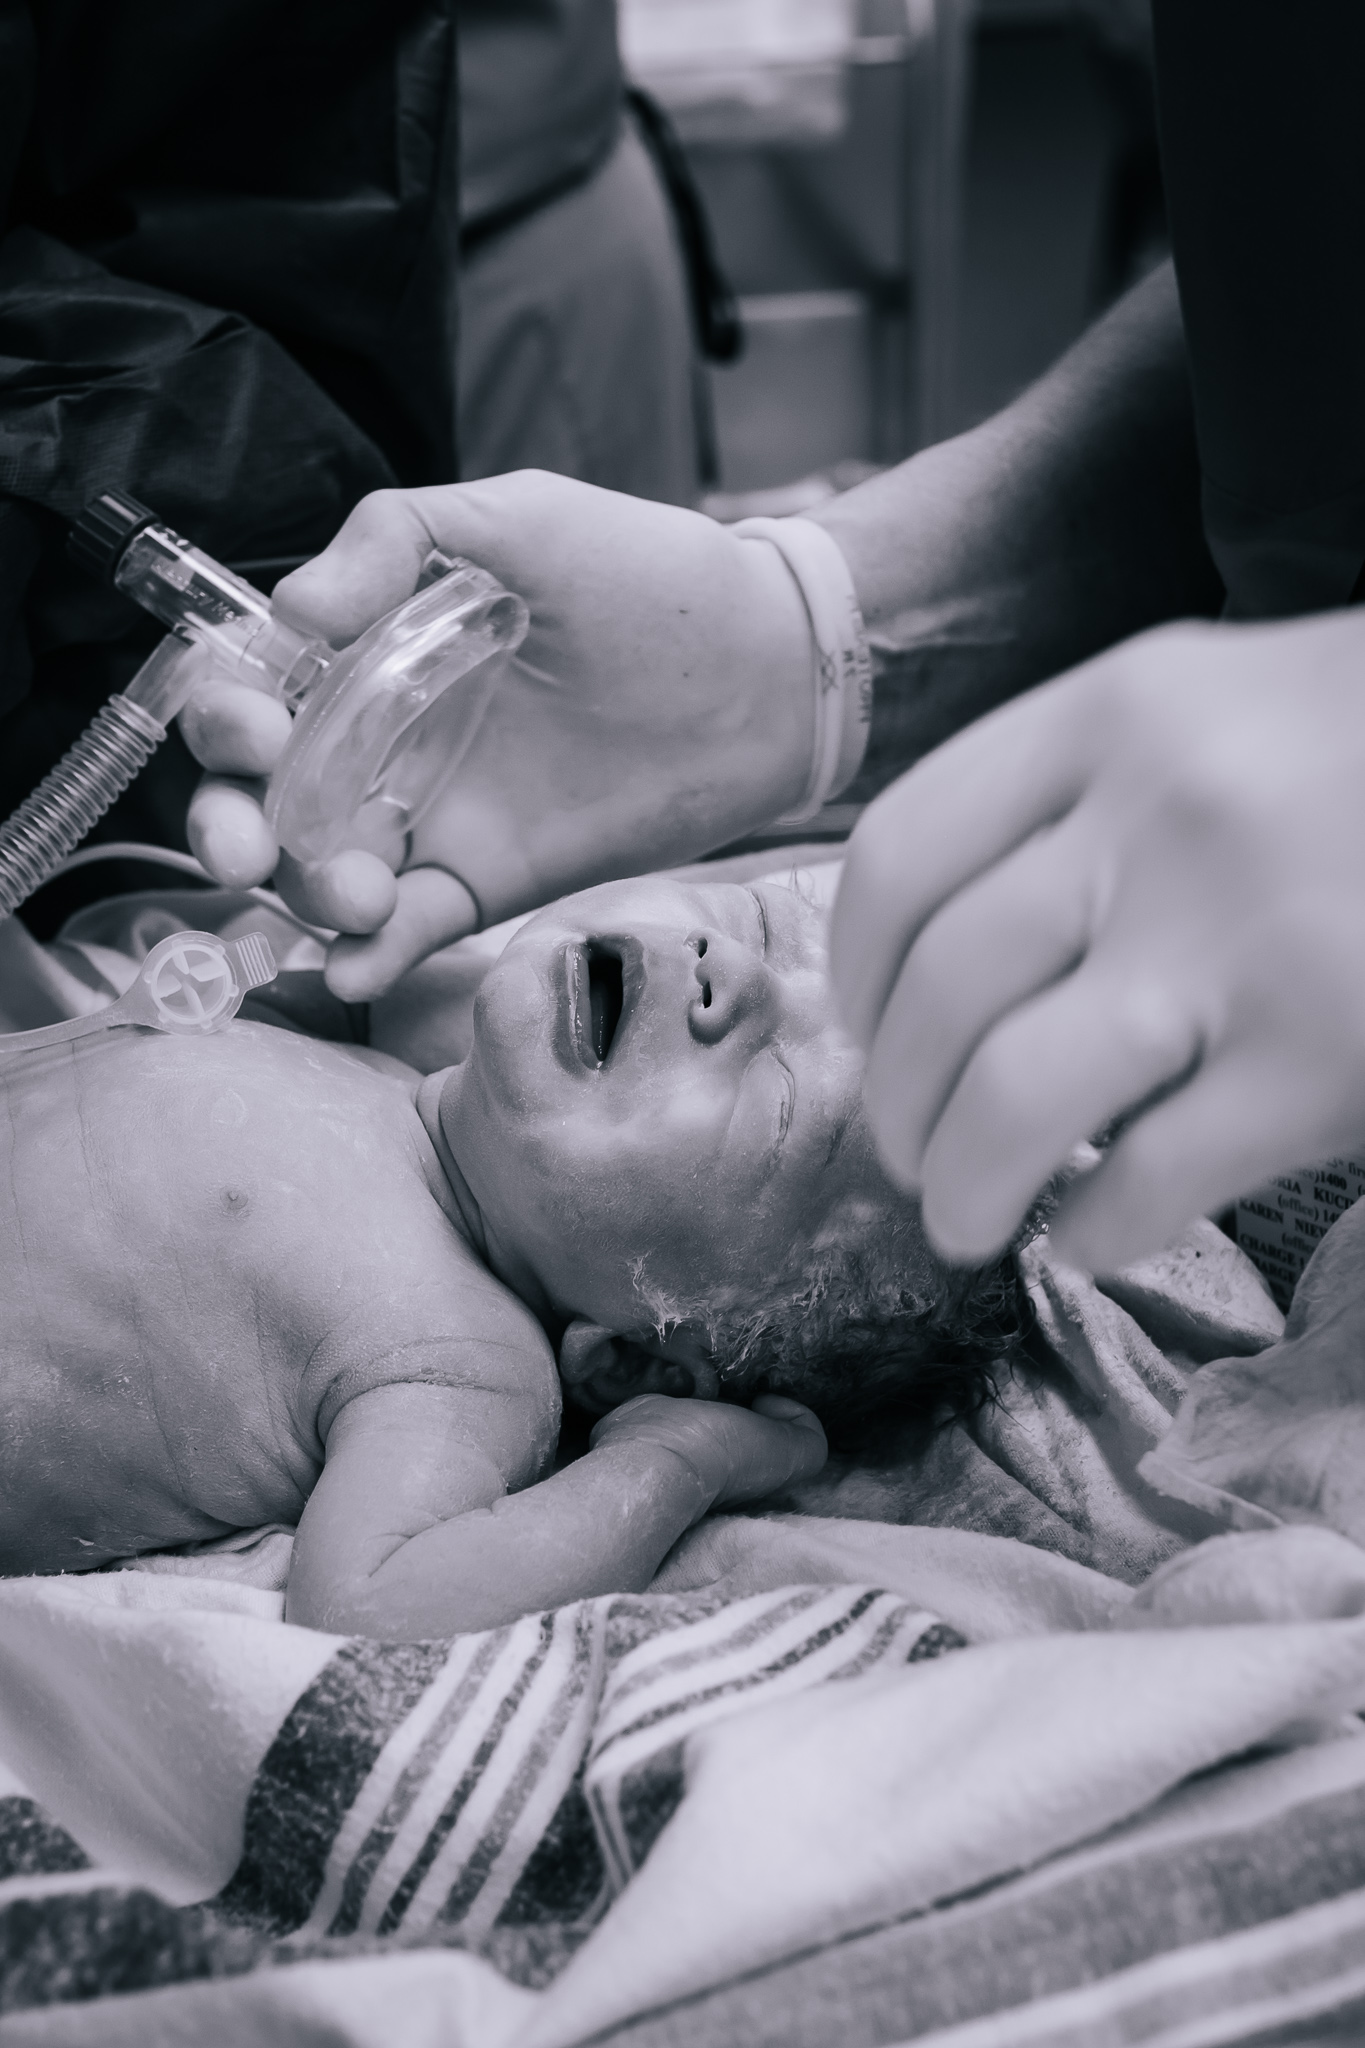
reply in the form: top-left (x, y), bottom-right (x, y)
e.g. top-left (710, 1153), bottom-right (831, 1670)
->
top-left (589, 1395), bottom-right (827, 1508)
top-left (712, 1398), bottom-right (827, 1506)
top-left (751, 1393), bottom-right (825, 1435)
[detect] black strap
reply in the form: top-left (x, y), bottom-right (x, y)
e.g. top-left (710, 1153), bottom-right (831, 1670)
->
top-left (626, 87), bottom-right (745, 365)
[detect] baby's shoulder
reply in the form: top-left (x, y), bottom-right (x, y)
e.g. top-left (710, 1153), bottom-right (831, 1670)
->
top-left (305, 1231), bottom-right (560, 1488)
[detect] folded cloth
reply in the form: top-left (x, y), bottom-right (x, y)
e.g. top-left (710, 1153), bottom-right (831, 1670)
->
top-left (111, 1522), bottom-right (296, 1594)
top-left (1141, 1194), bottom-right (1365, 1541)
top-left (526, 1607), bottom-right (1365, 2048)
top-left (654, 1510), bottom-right (1130, 1635)
top-left (1125, 1524), bottom-right (1365, 1631)
top-left (15, 1724), bottom-right (1365, 2048)
top-left (0, 1560), bottom-right (956, 2020)
top-left (7, 1527), bottom-right (1365, 2045)
top-left (777, 1219), bottom-right (1283, 1583)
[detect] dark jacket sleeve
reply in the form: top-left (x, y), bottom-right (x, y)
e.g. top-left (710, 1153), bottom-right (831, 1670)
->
top-left (0, 227), bottom-right (398, 706)
top-left (0, 0), bottom-right (456, 853)
top-left (1153, 0), bottom-right (1365, 617)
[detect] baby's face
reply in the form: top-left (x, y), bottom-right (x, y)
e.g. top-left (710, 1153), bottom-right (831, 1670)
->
top-left (438, 875), bottom-right (878, 1328)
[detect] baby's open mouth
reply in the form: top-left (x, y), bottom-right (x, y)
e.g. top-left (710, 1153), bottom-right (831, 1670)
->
top-left (587, 946), bottom-right (624, 1062)
top-left (567, 939), bottom-right (638, 1069)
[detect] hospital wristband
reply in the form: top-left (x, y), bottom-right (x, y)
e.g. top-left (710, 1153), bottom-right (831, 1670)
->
top-left (731, 515), bottom-right (873, 826)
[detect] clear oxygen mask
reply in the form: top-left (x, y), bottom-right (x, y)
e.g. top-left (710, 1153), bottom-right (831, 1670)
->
top-left (0, 493), bottom-right (530, 915)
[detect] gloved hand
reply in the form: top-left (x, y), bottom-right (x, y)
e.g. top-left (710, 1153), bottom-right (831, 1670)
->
top-left (830, 608), bottom-right (1365, 1274)
top-left (180, 473), bottom-right (813, 998)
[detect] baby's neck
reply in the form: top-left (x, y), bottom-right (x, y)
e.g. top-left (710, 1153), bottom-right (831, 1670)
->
top-left (415, 1065), bottom-right (558, 1330)
top-left (415, 1068), bottom-right (488, 1260)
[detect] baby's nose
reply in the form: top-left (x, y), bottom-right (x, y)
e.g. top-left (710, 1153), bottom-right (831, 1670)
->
top-left (687, 932), bottom-right (772, 1043)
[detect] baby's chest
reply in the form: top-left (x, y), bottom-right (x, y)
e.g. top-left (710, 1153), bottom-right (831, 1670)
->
top-left (6, 1036), bottom-right (432, 1325)
top-left (1, 1027), bottom-right (499, 1543)
top-left (0, 1329), bottom-right (320, 1575)
top-left (0, 1106), bottom-right (400, 1546)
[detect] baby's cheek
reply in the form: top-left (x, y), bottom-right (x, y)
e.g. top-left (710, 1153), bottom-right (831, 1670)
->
top-left (653, 1088), bottom-right (731, 1143)
top-left (493, 1091), bottom-right (745, 1306)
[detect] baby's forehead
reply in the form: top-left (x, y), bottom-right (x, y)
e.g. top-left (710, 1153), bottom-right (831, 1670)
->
top-left (758, 863), bottom-right (841, 912)
top-left (540, 873), bottom-right (737, 927)
top-left (538, 866), bottom-right (835, 938)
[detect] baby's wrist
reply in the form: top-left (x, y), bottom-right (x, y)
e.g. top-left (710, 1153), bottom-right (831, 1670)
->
top-left (589, 1417), bottom-right (721, 1521)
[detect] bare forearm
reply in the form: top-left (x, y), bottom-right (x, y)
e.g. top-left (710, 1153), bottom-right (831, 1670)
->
top-left (812, 262), bottom-right (1221, 794)
top-left (289, 1440), bottom-right (709, 1639)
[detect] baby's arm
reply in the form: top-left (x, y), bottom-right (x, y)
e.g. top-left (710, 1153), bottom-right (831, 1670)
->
top-left (287, 1380), bottom-right (825, 1639)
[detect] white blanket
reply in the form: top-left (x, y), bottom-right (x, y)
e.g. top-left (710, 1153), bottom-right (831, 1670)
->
top-left (5, 1517), bottom-right (1365, 2047)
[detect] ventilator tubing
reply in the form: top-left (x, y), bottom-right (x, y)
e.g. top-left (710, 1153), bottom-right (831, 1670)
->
top-left (0, 496), bottom-right (528, 917)
top-left (0, 696), bottom-right (167, 919)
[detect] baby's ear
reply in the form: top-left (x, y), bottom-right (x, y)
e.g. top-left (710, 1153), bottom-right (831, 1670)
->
top-left (558, 1320), bottom-right (720, 1414)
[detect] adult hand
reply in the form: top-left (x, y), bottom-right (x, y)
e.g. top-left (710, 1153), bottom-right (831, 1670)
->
top-left (182, 473), bottom-right (813, 998)
top-left (830, 609), bottom-right (1365, 1274)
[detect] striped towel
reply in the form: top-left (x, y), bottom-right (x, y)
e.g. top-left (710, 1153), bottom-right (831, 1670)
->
top-left (579, 1727), bottom-right (1365, 2048)
top-left (9, 1532), bottom-right (1365, 2045)
top-left (586, 1585), bottom-right (959, 1893)
top-left (0, 1576), bottom-right (957, 2017)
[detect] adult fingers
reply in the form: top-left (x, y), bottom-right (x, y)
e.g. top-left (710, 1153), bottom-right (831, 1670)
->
top-left (322, 866), bottom-right (481, 1001)
top-left (178, 676), bottom-right (294, 776)
top-left (1046, 1074), bottom-right (1249, 1276)
top-left (831, 675), bottom-right (1094, 1052)
top-left (186, 776), bottom-right (278, 889)
top-left (271, 490), bottom-right (441, 646)
top-left (861, 820), bottom-right (1092, 1187)
top-left (392, 471), bottom-right (694, 594)
top-left (1047, 1045), bottom-right (1365, 1275)
top-left (273, 848), bottom-right (398, 936)
top-left (271, 474), bottom-right (603, 647)
top-left (916, 961), bottom-right (1202, 1263)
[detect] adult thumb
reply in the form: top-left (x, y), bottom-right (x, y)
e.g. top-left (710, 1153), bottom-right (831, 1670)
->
top-left (323, 866), bottom-right (482, 1000)
top-left (272, 491), bottom-right (438, 648)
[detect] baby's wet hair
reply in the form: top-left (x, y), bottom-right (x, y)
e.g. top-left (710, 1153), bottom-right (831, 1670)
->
top-left (633, 1192), bottom-right (1043, 1461)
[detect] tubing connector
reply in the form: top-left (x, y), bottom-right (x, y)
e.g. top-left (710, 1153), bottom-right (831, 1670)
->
top-left (0, 928), bottom-right (278, 1058)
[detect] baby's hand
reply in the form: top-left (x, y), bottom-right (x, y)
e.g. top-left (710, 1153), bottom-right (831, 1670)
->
top-left (589, 1393), bottom-right (827, 1511)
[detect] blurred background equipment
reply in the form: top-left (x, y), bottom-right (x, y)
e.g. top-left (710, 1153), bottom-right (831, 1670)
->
top-left (622, 0), bottom-right (971, 504)
top-left (621, 0), bottom-right (1165, 511)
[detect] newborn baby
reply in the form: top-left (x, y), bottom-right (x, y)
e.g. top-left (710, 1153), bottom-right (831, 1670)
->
top-left (0, 874), bottom-right (1020, 1638)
